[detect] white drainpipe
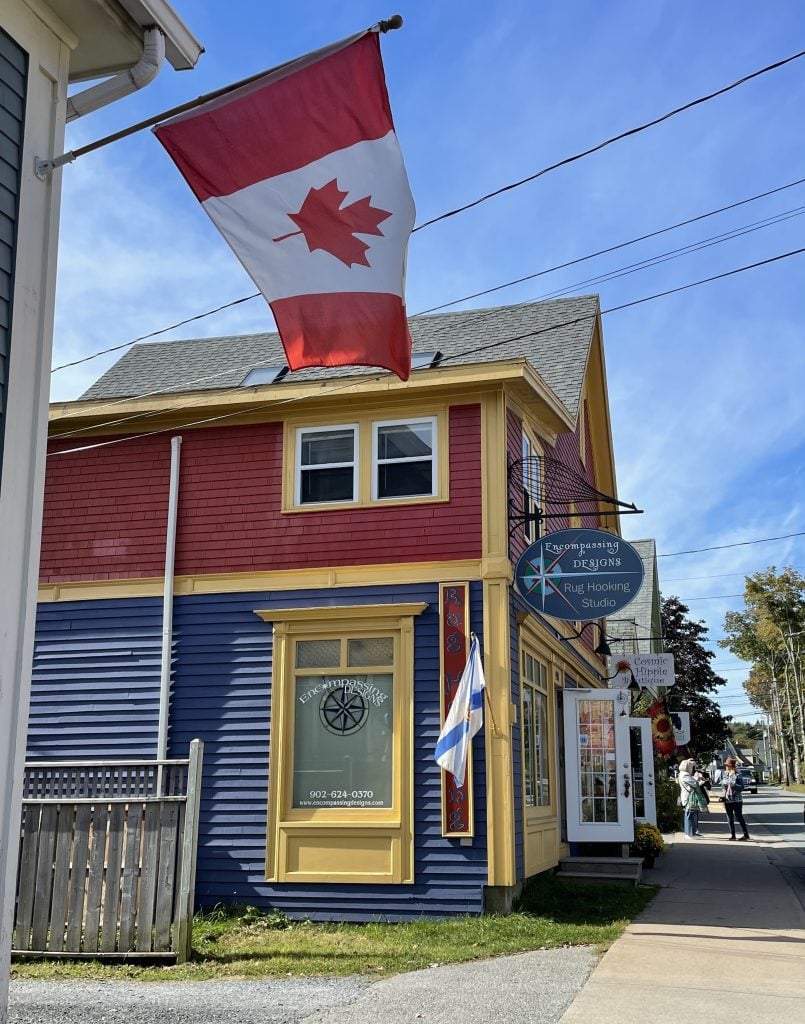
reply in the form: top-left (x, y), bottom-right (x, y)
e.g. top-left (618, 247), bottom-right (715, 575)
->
top-left (66, 27), bottom-right (166, 122)
top-left (157, 435), bottom-right (182, 765)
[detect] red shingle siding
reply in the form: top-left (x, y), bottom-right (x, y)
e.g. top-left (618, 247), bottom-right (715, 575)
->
top-left (40, 405), bottom-right (482, 582)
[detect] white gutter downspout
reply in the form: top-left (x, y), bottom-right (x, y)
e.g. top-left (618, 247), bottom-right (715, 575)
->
top-left (66, 26), bottom-right (166, 123)
top-left (157, 436), bottom-right (182, 768)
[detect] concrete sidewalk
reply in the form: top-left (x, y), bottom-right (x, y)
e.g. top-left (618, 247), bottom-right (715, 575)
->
top-left (560, 801), bottom-right (805, 1024)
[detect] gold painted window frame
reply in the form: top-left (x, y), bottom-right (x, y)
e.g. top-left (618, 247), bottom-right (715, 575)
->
top-left (282, 407), bottom-right (450, 512)
top-left (256, 603), bottom-right (426, 885)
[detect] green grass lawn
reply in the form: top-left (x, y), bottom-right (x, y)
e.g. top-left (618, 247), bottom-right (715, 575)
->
top-left (785, 783), bottom-right (805, 793)
top-left (12, 873), bottom-right (657, 982)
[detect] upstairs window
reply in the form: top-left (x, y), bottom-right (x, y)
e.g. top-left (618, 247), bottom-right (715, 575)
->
top-left (522, 430), bottom-right (541, 542)
top-left (287, 411), bottom-right (447, 511)
top-left (296, 425), bottom-right (358, 505)
top-left (373, 418), bottom-right (436, 500)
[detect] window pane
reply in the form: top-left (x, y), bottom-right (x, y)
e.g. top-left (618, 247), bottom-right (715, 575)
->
top-left (523, 687), bottom-right (535, 807)
top-left (536, 689), bottom-right (550, 806)
top-left (348, 637), bottom-right (394, 666)
top-left (377, 461), bottom-right (433, 499)
top-left (293, 673), bottom-right (393, 808)
top-left (577, 699), bottom-right (616, 824)
top-left (301, 466), bottom-right (354, 503)
top-left (377, 422), bottom-right (433, 460)
top-left (296, 639), bottom-right (341, 669)
top-left (300, 429), bottom-right (354, 467)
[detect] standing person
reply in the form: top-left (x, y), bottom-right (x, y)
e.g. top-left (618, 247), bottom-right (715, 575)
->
top-left (721, 757), bottom-right (750, 841)
top-left (678, 758), bottom-right (708, 837)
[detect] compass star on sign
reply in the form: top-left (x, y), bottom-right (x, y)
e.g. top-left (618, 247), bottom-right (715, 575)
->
top-left (274, 179), bottom-right (392, 268)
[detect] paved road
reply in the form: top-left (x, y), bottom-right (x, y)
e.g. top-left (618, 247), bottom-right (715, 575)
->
top-left (742, 785), bottom-right (805, 850)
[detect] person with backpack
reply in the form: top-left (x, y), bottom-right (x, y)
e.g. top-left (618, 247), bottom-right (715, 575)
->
top-left (678, 758), bottom-right (709, 837)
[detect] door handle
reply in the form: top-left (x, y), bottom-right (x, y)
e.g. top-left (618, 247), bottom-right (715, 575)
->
top-left (623, 774), bottom-right (631, 798)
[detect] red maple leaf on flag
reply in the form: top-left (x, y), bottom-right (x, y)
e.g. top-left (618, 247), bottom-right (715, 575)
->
top-left (273, 179), bottom-right (392, 267)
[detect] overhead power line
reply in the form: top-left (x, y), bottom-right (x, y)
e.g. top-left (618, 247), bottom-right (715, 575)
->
top-left (658, 531), bottom-right (805, 558)
top-left (51, 174), bottom-right (805, 377)
top-left (48, 243), bottom-right (805, 456)
top-left (415, 177), bottom-right (805, 315)
top-left (50, 204), bottom-right (805, 440)
top-left (411, 47), bottom-right (805, 232)
top-left (664, 567), bottom-right (805, 583)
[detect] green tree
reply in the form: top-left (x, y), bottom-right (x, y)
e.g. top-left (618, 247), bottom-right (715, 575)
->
top-left (721, 567), bottom-right (805, 783)
top-left (729, 719), bottom-right (763, 748)
top-left (661, 596), bottom-right (730, 762)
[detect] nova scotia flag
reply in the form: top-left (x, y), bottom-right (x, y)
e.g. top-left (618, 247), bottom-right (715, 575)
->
top-left (435, 633), bottom-right (486, 784)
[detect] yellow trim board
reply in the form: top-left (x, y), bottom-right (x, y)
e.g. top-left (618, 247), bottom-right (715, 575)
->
top-left (281, 407), bottom-right (450, 512)
top-left (37, 559), bottom-right (484, 603)
top-left (48, 361), bottom-right (572, 437)
top-left (265, 606), bottom-right (418, 884)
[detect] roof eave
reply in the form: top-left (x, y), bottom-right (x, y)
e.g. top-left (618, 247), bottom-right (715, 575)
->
top-left (49, 359), bottom-right (573, 435)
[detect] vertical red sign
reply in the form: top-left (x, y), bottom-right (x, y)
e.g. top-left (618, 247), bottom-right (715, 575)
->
top-left (439, 582), bottom-right (474, 836)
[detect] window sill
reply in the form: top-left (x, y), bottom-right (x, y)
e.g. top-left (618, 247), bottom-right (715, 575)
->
top-left (281, 493), bottom-right (449, 514)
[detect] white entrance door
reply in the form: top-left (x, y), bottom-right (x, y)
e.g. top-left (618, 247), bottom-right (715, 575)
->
top-left (563, 688), bottom-right (634, 843)
top-left (629, 718), bottom-right (657, 825)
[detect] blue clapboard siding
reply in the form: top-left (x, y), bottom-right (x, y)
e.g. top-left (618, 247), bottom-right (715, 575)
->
top-left (32, 582), bottom-right (488, 920)
top-left (30, 600), bottom-right (163, 758)
top-left (168, 582), bottom-right (487, 921)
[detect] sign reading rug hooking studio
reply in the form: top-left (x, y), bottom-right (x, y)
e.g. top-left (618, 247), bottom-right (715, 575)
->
top-left (515, 528), bottom-right (644, 621)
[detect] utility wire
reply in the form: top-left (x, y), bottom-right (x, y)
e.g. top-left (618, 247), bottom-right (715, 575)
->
top-left (415, 177), bottom-right (805, 315)
top-left (50, 204), bottom-right (805, 439)
top-left (52, 293), bottom-right (262, 374)
top-left (522, 206), bottom-right (805, 305)
top-left (48, 244), bottom-right (805, 456)
top-left (411, 47), bottom-right (805, 232)
top-left (664, 568), bottom-right (805, 582)
top-left (50, 174), bottom-right (805, 377)
top-left (658, 531), bottom-right (805, 557)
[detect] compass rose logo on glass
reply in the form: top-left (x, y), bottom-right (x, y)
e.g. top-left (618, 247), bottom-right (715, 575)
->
top-left (319, 686), bottom-right (370, 736)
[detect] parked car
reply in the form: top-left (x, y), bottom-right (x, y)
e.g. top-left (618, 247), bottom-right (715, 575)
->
top-left (738, 768), bottom-right (758, 794)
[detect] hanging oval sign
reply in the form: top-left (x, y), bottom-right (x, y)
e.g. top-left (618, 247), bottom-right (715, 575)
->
top-left (515, 528), bottom-right (645, 622)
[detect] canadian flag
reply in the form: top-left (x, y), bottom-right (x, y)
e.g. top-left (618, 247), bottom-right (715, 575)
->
top-left (154, 31), bottom-right (415, 380)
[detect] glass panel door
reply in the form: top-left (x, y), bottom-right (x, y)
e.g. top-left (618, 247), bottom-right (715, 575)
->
top-left (563, 688), bottom-right (634, 842)
top-left (629, 718), bottom-right (656, 825)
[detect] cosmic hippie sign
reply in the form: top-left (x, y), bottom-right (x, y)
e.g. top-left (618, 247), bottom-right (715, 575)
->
top-left (515, 528), bottom-right (644, 621)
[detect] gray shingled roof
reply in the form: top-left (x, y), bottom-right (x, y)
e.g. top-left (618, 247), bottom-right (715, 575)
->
top-left (81, 295), bottom-right (600, 421)
top-left (608, 539), bottom-right (663, 655)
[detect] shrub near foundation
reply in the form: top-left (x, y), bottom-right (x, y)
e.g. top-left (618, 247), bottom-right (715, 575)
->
top-left (655, 772), bottom-right (683, 833)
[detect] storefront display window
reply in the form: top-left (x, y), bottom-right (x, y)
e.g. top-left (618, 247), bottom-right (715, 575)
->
top-left (293, 636), bottom-right (395, 809)
top-left (522, 649), bottom-right (550, 807)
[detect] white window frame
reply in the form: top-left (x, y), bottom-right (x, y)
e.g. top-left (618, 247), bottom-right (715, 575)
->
top-left (371, 416), bottom-right (438, 502)
top-left (522, 430), bottom-right (541, 543)
top-left (295, 423), bottom-right (359, 506)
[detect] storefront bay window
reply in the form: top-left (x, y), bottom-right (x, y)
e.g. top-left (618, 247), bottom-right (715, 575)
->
top-left (522, 648), bottom-right (551, 808)
top-left (257, 603), bottom-right (426, 884)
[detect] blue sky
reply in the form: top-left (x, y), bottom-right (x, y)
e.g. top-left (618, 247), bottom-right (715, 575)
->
top-left (50, 1), bottom-right (805, 723)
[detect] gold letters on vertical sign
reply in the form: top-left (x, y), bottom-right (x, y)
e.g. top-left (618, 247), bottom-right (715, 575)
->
top-left (439, 582), bottom-right (475, 837)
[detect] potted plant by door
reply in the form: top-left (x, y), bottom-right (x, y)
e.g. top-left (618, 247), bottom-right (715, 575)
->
top-left (630, 823), bottom-right (665, 868)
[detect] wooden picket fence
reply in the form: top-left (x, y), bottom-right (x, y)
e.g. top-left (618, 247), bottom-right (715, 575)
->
top-left (12, 740), bottom-right (203, 962)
